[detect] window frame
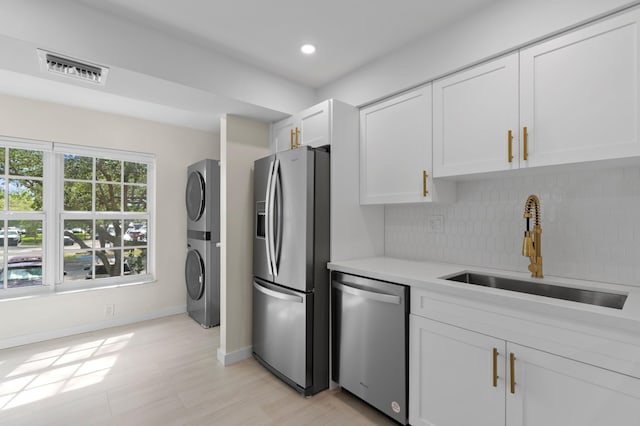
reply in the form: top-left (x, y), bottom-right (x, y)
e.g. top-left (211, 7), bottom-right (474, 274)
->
top-left (0, 137), bottom-right (52, 296)
top-left (0, 136), bottom-right (155, 298)
top-left (54, 143), bottom-right (156, 289)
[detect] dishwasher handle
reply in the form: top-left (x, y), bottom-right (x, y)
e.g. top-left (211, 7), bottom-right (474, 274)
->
top-left (332, 281), bottom-right (401, 305)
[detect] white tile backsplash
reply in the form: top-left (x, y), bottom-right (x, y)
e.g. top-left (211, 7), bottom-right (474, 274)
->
top-left (385, 166), bottom-right (640, 286)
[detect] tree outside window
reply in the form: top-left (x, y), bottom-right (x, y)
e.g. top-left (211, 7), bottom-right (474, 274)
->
top-left (62, 154), bottom-right (149, 282)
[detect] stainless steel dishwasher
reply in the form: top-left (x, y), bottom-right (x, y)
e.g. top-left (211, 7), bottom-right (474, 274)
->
top-left (331, 271), bottom-right (409, 425)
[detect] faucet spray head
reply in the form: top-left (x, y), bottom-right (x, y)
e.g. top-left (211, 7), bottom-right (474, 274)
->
top-left (522, 231), bottom-right (534, 257)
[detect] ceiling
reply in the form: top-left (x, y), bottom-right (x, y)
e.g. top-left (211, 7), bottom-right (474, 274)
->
top-left (0, 0), bottom-right (501, 131)
top-left (75, 0), bottom-right (499, 88)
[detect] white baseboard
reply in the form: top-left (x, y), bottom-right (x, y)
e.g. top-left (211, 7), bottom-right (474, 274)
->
top-left (0, 304), bottom-right (186, 350)
top-left (217, 345), bottom-right (252, 366)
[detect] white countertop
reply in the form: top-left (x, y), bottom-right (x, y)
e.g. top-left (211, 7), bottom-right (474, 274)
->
top-left (328, 257), bottom-right (640, 340)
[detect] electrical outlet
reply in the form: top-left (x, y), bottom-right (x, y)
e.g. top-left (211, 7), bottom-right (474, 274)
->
top-left (105, 304), bottom-right (115, 317)
top-left (428, 215), bottom-right (444, 233)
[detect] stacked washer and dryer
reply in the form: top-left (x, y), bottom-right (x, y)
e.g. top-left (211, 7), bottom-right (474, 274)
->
top-left (185, 159), bottom-right (220, 328)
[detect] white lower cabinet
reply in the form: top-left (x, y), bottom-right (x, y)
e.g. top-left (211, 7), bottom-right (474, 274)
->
top-left (507, 343), bottom-right (640, 426)
top-left (410, 316), bottom-right (505, 426)
top-left (410, 315), bottom-right (640, 426)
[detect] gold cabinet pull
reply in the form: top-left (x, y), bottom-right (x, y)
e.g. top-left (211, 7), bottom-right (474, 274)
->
top-left (290, 128), bottom-right (294, 150)
top-left (422, 170), bottom-right (428, 197)
top-left (295, 127), bottom-right (300, 148)
top-left (508, 130), bottom-right (513, 163)
top-left (509, 352), bottom-right (516, 394)
top-left (523, 127), bottom-right (528, 161)
top-left (492, 348), bottom-right (499, 387)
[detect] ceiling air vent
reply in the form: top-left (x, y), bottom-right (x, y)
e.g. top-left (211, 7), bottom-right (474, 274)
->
top-left (37, 49), bottom-right (109, 85)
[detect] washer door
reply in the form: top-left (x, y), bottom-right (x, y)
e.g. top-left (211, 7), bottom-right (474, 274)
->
top-left (186, 171), bottom-right (205, 222)
top-left (185, 249), bottom-right (205, 300)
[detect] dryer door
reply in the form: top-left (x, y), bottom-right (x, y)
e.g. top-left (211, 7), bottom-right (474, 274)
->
top-left (185, 249), bottom-right (205, 300)
top-left (186, 171), bottom-right (206, 222)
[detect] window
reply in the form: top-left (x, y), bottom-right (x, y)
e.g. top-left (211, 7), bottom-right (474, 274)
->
top-left (0, 140), bottom-right (48, 292)
top-left (57, 145), bottom-right (154, 287)
top-left (0, 137), bottom-right (154, 295)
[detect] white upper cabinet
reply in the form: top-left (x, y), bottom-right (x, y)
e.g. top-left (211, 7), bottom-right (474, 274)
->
top-left (360, 85), bottom-right (455, 204)
top-left (520, 8), bottom-right (640, 168)
top-left (433, 8), bottom-right (640, 178)
top-left (272, 116), bottom-right (297, 153)
top-left (271, 100), bottom-right (331, 153)
top-left (299, 101), bottom-right (330, 149)
top-left (433, 53), bottom-right (519, 177)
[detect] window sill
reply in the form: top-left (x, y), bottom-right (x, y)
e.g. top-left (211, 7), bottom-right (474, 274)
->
top-left (55, 275), bottom-right (157, 295)
top-left (0, 275), bottom-right (156, 302)
top-left (0, 286), bottom-right (51, 302)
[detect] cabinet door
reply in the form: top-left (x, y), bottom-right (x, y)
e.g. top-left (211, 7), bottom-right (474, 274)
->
top-left (433, 53), bottom-right (519, 177)
top-left (300, 100), bottom-right (331, 148)
top-left (506, 343), bottom-right (640, 426)
top-left (410, 316), bottom-right (506, 426)
top-left (360, 86), bottom-right (433, 204)
top-left (520, 9), bottom-right (640, 167)
top-left (272, 116), bottom-right (296, 153)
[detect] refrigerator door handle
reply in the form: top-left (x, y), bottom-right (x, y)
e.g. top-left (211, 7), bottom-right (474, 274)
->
top-left (332, 281), bottom-right (401, 305)
top-left (253, 281), bottom-right (303, 303)
top-left (274, 159), bottom-right (283, 274)
top-left (268, 158), bottom-right (280, 277)
top-left (264, 159), bottom-right (275, 276)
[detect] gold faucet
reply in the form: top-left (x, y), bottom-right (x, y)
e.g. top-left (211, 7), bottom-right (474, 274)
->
top-left (522, 194), bottom-right (543, 278)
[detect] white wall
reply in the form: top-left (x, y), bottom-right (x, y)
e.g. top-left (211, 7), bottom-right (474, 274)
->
top-left (330, 100), bottom-right (384, 261)
top-left (385, 165), bottom-right (640, 287)
top-left (219, 115), bottom-right (269, 363)
top-left (319, 0), bottom-right (638, 106)
top-left (0, 93), bottom-right (218, 347)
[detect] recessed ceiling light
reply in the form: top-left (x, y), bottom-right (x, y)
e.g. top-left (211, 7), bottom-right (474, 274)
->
top-left (300, 44), bottom-right (316, 55)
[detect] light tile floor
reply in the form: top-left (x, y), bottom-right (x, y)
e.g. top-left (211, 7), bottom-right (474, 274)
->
top-left (0, 314), bottom-right (394, 425)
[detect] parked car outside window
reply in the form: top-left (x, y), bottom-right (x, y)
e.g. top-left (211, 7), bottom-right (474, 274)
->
top-left (84, 258), bottom-right (131, 279)
top-left (0, 255), bottom-right (42, 287)
top-left (124, 223), bottom-right (147, 243)
top-left (0, 229), bottom-right (22, 246)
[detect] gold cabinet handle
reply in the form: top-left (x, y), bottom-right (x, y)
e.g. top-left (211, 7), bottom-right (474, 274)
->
top-left (422, 170), bottom-right (428, 197)
top-left (509, 352), bottom-right (516, 394)
top-left (508, 130), bottom-right (513, 163)
top-left (492, 348), bottom-right (499, 387)
top-left (290, 128), bottom-right (294, 150)
top-left (523, 127), bottom-right (528, 161)
top-left (295, 127), bottom-right (300, 148)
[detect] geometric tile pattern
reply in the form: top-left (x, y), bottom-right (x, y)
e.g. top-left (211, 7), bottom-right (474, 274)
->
top-left (385, 166), bottom-right (640, 286)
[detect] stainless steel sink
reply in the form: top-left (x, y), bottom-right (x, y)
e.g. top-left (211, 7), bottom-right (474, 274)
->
top-left (443, 272), bottom-right (627, 309)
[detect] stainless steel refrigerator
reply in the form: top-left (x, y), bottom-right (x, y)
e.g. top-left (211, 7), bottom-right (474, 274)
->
top-left (252, 146), bottom-right (330, 396)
